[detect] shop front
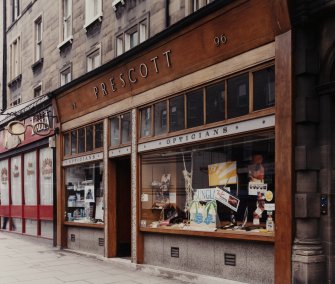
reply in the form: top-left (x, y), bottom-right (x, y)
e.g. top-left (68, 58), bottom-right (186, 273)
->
top-left (53, 0), bottom-right (291, 283)
top-left (0, 101), bottom-right (56, 241)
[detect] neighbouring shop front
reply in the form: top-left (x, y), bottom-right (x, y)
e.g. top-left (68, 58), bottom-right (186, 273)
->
top-left (0, 98), bottom-right (56, 241)
top-left (53, 1), bottom-right (291, 283)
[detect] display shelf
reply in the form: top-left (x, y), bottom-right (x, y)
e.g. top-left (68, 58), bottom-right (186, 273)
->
top-left (64, 221), bottom-right (104, 229)
top-left (140, 226), bottom-right (275, 242)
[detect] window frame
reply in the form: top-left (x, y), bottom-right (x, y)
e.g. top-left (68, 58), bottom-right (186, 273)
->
top-left (33, 83), bottom-right (42, 98)
top-left (63, 121), bottom-right (104, 158)
top-left (86, 45), bottom-right (101, 72)
top-left (139, 62), bottom-right (275, 141)
top-left (34, 15), bottom-right (43, 62)
top-left (60, 64), bottom-right (72, 86)
top-left (11, 0), bottom-right (20, 22)
top-left (109, 111), bottom-right (132, 147)
top-left (84, 0), bottom-right (103, 29)
top-left (9, 35), bottom-right (21, 80)
top-left (115, 16), bottom-right (149, 56)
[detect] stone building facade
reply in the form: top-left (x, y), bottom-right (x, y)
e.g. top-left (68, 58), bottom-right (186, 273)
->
top-left (1, 0), bottom-right (335, 283)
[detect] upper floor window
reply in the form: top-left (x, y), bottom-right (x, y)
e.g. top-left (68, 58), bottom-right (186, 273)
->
top-left (62, 0), bottom-right (72, 40)
top-left (186, 0), bottom-right (214, 15)
top-left (86, 46), bottom-right (101, 72)
top-left (34, 83), bottom-right (42, 98)
top-left (116, 18), bottom-right (148, 56)
top-left (85, 0), bottom-right (102, 26)
top-left (10, 36), bottom-right (21, 79)
top-left (10, 94), bottom-right (21, 107)
top-left (60, 65), bottom-right (72, 86)
top-left (11, 0), bottom-right (20, 22)
top-left (34, 16), bottom-right (43, 62)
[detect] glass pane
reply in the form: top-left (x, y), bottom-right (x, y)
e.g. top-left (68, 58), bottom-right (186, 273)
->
top-left (24, 151), bottom-right (37, 205)
top-left (95, 123), bottom-right (103, 148)
top-left (141, 107), bottom-right (152, 137)
top-left (65, 162), bottom-right (104, 224)
top-left (140, 133), bottom-right (275, 235)
top-left (227, 74), bottom-right (249, 119)
top-left (169, 95), bottom-right (185, 132)
top-left (121, 112), bottom-right (131, 144)
top-left (110, 117), bottom-right (120, 146)
top-left (86, 125), bottom-right (93, 151)
top-left (253, 66), bottom-right (275, 111)
top-left (78, 128), bottom-right (85, 153)
top-left (64, 133), bottom-right (70, 155)
top-left (0, 160), bottom-right (9, 205)
top-left (40, 148), bottom-right (53, 205)
top-left (206, 82), bottom-right (225, 123)
top-left (11, 156), bottom-right (22, 205)
top-left (154, 101), bottom-right (167, 136)
top-left (71, 130), bottom-right (77, 154)
top-left (187, 90), bottom-right (203, 128)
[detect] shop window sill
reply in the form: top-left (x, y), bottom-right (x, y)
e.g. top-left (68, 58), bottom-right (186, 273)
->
top-left (57, 36), bottom-right (74, 51)
top-left (7, 74), bottom-right (22, 88)
top-left (64, 221), bottom-right (104, 229)
top-left (140, 226), bottom-right (275, 243)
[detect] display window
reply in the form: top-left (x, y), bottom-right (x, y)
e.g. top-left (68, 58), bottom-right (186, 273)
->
top-left (139, 65), bottom-right (275, 138)
top-left (11, 156), bottom-right (22, 205)
top-left (0, 160), bottom-right (9, 205)
top-left (65, 162), bottom-right (104, 224)
top-left (39, 148), bottom-right (53, 205)
top-left (24, 151), bottom-right (37, 205)
top-left (140, 132), bottom-right (275, 236)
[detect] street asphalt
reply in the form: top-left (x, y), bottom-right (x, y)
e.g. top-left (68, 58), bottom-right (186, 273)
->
top-left (0, 232), bottom-right (246, 284)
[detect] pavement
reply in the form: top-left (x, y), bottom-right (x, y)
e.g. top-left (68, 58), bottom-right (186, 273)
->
top-left (0, 232), bottom-right (246, 284)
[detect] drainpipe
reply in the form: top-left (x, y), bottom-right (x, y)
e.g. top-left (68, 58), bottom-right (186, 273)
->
top-left (165, 0), bottom-right (170, 28)
top-left (2, 0), bottom-right (7, 111)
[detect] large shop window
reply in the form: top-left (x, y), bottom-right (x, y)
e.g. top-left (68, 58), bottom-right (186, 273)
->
top-left (0, 160), bottom-right (9, 206)
top-left (140, 133), bottom-right (275, 236)
top-left (65, 162), bottom-right (104, 224)
top-left (11, 156), bottom-right (22, 205)
top-left (64, 121), bottom-right (103, 156)
top-left (140, 65), bottom-right (274, 137)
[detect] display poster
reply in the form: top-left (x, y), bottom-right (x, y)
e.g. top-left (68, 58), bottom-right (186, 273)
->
top-left (84, 185), bottom-right (95, 203)
top-left (24, 151), bottom-right (37, 205)
top-left (248, 182), bottom-right (267, 196)
top-left (0, 160), bottom-right (9, 205)
top-left (39, 148), bottom-right (53, 205)
top-left (208, 161), bottom-right (237, 186)
top-left (214, 187), bottom-right (240, 212)
top-left (11, 156), bottom-right (22, 205)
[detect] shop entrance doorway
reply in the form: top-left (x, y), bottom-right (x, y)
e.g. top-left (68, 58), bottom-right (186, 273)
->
top-left (115, 157), bottom-right (131, 257)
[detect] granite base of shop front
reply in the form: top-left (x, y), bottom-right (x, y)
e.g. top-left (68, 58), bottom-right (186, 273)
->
top-left (144, 233), bottom-right (274, 284)
top-left (67, 227), bottom-right (105, 256)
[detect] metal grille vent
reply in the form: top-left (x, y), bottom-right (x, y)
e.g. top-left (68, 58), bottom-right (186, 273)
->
top-left (171, 247), bottom-right (179, 258)
top-left (224, 253), bottom-right (236, 266)
top-left (98, 238), bottom-right (105, 246)
top-left (70, 234), bottom-right (75, 242)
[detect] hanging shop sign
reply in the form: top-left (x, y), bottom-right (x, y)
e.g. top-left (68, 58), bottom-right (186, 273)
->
top-left (62, 152), bottom-right (103, 166)
top-left (138, 115), bottom-right (275, 152)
